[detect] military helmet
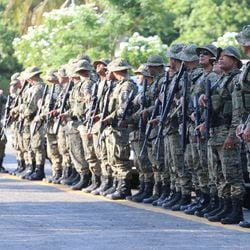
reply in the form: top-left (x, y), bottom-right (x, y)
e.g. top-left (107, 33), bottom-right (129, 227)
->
top-left (57, 66), bottom-right (68, 78)
top-left (24, 66), bottom-right (42, 80)
top-left (45, 69), bottom-right (58, 82)
top-left (76, 54), bottom-right (91, 63)
top-left (108, 58), bottom-right (131, 72)
top-left (196, 44), bottom-right (217, 57)
top-left (236, 25), bottom-right (250, 46)
top-left (93, 58), bottom-right (111, 68)
top-left (179, 44), bottom-right (199, 62)
top-left (166, 43), bottom-right (185, 60)
top-left (146, 55), bottom-right (165, 67)
top-left (74, 59), bottom-right (92, 73)
top-left (217, 46), bottom-right (243, 68)
top-left (10, 72), bottom-right (20, 86)
top-left (134, 64), bottom-right (152, 77)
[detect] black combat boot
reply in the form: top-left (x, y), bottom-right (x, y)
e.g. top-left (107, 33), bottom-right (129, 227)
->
top-left (71, 173), bottom-right (91, 190)
top-left (239, 221), bottom-right (250, 228)
top-left (60, 167), bottom-right (78, 185)
top-left (162, 191), bottom-right (182, 209)
top-left (13, 160), bottom-right (26, 176)
top-left (143, 182), bottom-right (162, 204)
top-left (11, 160), bottom-right (25, 175)
top-left (28, 164), bottom-right (45, 181)
top-left (157, 190), bottom-right (175, 206)
top-left (207, 198), bottom-right (232, 222)
top-left (0, 158), bottom-right (8, 173)
top-left (204, 197), bottom-right (223, 218)
top-left (132, 181), bottom-right (154, 202)
top-left (91, 176), bottom-right (113, 195)
top-left (185, 193), bottom-right (210, 215)
top-left (195, 195), bottom-right (218, 217)
top-left (152, 184), bottom-right (171, 206)
top-left (20, 164), bottom-right (35, 179)
top-left (101, 177), bottom-right (118, 196)
top-left (52, 170), bottom-right (63, 184)
top-left (82, 175), bottom-right (101, 193)
top-left (172, 194), bottom-right (191, 211)
top-left (221, 198), bottom-right (244, 224)
top-left (56, 166), bottom-right (72, 184)
top-left (106, 179), bottom-right (131, 200)
top-left (126, 181), bottom-right (145, 201)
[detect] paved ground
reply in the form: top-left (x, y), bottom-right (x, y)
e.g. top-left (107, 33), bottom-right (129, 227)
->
top-left (1, 135), bottom-right (250, 250)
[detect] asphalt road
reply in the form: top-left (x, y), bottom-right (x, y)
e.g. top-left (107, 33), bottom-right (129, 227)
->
top-left (1, 135), bottom-right (250, 250)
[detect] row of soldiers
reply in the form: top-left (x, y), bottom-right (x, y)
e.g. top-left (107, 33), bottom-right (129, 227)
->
top-left (1, 25), bottom-right (250, 227)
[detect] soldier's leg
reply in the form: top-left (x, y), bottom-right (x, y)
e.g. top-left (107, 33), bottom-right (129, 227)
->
top-left (0, 133), bottom-right (8, 173)
top-left (68, 124), bottom-right (90, 190)
top-left (28, 125), bottom-right (46, 180)
top-left (128, 131), bottom-right (154, 201)
top-left (167, 133), bottom-right (192, 211)
top-left (79, 125), bottom-right (101, 192)
top-left (106, 127), bottom-right (132, 200)
top-left (220, 143), bottom-right (245, 224)
top-left (45, 133), bottom-right (62, 183)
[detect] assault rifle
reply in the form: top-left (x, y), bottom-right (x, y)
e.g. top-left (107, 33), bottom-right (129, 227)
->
top-left (45, 83), bottom-right (56, 127)
top-left (193, 94), bottom-right (201, 148)
top-left (86, 80), bottom-right (99, 132)
top-left (181, 71), bottom-right (188, 174)
top-left (239, 113), bottom-right (250, 138)
top-left (54, 80), bottom-right (73, 135)
top-left (31, 84), bottom-right (48, 136)
top-left (97, 80), bottom-right (113, 146)
top-left (138, 79), bottom-right (147, 140)
top-left (204, 79), bottom-right (211, 142)
top-left (117, 89), bottom-right (134, 127)
top-left (139, 71), bottom-right (170, 157)
top-left (154, 63), bottom-right (186, 159)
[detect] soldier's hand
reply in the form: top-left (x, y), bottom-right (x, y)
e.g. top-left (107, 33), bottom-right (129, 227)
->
top-left (195, 122), bottom-right (205, 136)
top-left (59, 113), bottom-right (68, 121)
top-left (33, 116), bottom-right (40, 122)
top-left (190, 112), bottom-right (196, 122)
top-left (93, 114), bottom-right (101, 123)
top-left (223, 137), bottom-right (235, 150)
top-left (149, 118), bottom-right (159, 128)
top-left (141, 109), bottom-right (149, 121)
top-left (86, 133), bottom-right (93, 140)
top-left (243, 127), bottom-right (250, 142)
top-left (199, 94), bottom-right (206, 107)
top-left (236, 124), bottom-right (243, 139)
top-left (10, 109), bottom-right (16, 117)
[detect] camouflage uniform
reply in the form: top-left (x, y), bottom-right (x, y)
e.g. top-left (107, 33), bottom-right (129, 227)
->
top-left (104, 58), bottom-right (138, 200)
top-left (0, 93), bottom-right (7, 173)
top-left (19, 67), bottom-right (46, 180)
top-left (206, 47), bottom-right (245, 224)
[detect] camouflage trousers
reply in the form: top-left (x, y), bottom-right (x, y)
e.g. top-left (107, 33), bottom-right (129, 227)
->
top-left (78, 124), bottom-right (101, 176)
top-left (166, 132), bottom-right (192, 195)
top-left (164, 134), bottom-right (180, 191)
top-left (246, 142), bottom-right (250, 176)
top-left (105, 126), bottom-right (132, 180)
top-left (147, 136), bottom-right (168, 185)
top-left (47, 133), bottom-right (62, 174)
top-left (58, 125), bottom-right (72, 169)
top-left (30, 121), bottom-right (46, 165)
top-left (129, 131), bottom-right (154, 183)
top-left (0, 129), bottom-right (6, 161)
top-left (67, 121), bottom-right (89, 175)
top-left (96, 128), bottom-right (113, 177)
top-left (18, 121), bottom-right (34, 165)
top-left (209, 125), bottom-right (245, 200)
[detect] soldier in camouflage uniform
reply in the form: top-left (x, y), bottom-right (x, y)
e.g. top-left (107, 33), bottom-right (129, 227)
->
top-left (38, 69), bottom-right (63, 183)
top-left (199, 46), bottom-right (245, 224)
top-left (125, 64), bottom-right (155, 202)
top-left (234, 25), bottom-right (250, 228)
top-left (158, 44), bottom-right (185, 208)
top-left (0, 89), bottom-right (7, 173)
top-left (9, 73), bottom-right (26, 175)
top-left (100, 58), bottom-right (138, 200)
top-left (60, 60), bottom-right (92, 190)
top-left (15, 67), bottom-right (46, 180)
top-left (138, 55), bottom-right (167, 204)
top-left (86, 58), bottom-right (112, 195)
